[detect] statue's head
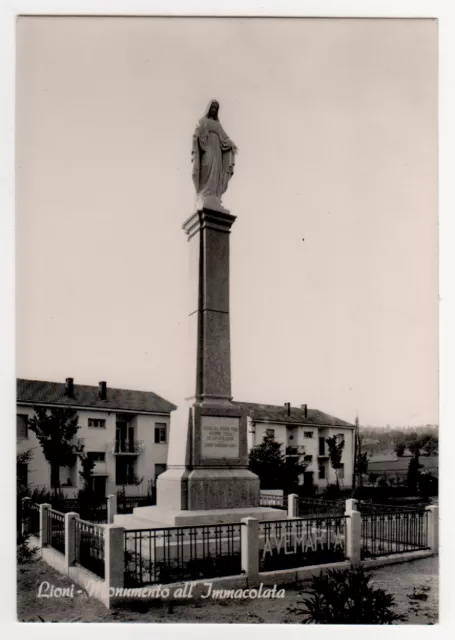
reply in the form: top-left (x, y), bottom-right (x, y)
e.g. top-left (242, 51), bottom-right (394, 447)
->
top-left (207, 100), bottom-right (219, 120)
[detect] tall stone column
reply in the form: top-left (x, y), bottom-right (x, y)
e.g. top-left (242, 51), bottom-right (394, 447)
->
top-left (185, 208), bottom-right (234, 404)
top-left (156, 207), bottom-right (260, 512)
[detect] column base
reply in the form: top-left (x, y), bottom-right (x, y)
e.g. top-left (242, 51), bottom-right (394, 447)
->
top-left (157, 467), bottom-right (260, 511)
top-left (115, 505), bottom-right (287, 530)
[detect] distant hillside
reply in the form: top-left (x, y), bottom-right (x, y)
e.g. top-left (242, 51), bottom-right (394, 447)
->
top-left (359, 424), bottom-right (438, 459)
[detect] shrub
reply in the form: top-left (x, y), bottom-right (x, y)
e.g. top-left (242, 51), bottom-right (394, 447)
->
top-left (290, 566), bottom-right (406, 624)
top-left (322, 483), bottom-right (342, 500)
top-left (17, 528), bottom-right (39, 565)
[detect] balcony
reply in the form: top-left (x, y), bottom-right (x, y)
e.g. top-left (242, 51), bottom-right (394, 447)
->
top-left (92, 461), bottom-right (108, 475)
top-left (285, 445), bottom-right (305, 457)
top-left (110, 440), bottom-right (145, 455)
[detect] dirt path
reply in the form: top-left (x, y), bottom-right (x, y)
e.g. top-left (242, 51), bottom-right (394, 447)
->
top-left (17, 556), bottom-right (438, 624)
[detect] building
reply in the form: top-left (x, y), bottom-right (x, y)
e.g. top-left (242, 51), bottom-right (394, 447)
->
top-left (16, 377), bottom-right (176, 497)
top-left (238, 401), bottom-right (355, 489)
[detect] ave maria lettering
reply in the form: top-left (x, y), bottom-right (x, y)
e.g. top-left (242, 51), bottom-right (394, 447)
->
top-left (262, 528), bottom-right (344, 557)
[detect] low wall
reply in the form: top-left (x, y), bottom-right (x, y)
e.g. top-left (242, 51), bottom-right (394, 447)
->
top-left (24, 498), bottom-right (438, 610)
top-left (29, 535), bottom-right (110, 608)
top-left (112, 550), bottom-right (432, 608)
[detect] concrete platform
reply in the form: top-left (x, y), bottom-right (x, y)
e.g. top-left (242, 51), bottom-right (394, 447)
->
top-left (114, 506), bottom-right (288, 530)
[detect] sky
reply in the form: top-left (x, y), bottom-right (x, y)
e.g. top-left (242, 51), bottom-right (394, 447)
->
top-left (15, 16), bottom-right (438, 426)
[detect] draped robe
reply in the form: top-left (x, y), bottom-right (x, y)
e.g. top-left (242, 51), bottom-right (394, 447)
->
top-left (191, 105), bottom-right (237, 209)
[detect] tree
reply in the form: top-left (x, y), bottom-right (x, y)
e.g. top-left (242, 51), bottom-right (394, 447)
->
top-left (422, 434), bottom-right (438, 456)
top-left (325, 436), bottom-right (345, 487)
top-left (368, 473), bottom-right (379, 487)
top-left (355, 452), bottom-right (369, 485)
top-left (289, 567), bottom-right (406, 624)
top-left (407, 451), bottom-right (423, 494)
top-left (249, 433), bottom-right (306, 491)
top-left (249, 432), bottom-right (286, 489)
top-left (17, 448), bottom-right (33, 499)
top-left (284, 454), bottom-right (309, 494)
top-left (78, 453), bottom-right (96, 493)
top-left (408, 439), bottom-right (422, 456)
top-left (28, 407), bottom-right (80, 491)
top-left (394, 441), bottom-right (406, 457)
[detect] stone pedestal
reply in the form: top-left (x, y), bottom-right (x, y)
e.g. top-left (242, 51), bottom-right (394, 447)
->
top-left (129, 207), bottom-right (280, 528)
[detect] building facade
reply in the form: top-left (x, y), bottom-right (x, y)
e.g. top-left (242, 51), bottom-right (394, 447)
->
top-left (239, 402), bottom-right (355, 489)
top-left (17, 378), bottom-right (176, 497)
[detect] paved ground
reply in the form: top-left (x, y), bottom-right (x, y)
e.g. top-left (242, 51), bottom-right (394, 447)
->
top-left (369, 556), bottom-right (438, 625)
top-left (17, 555), bottom-right (438, 624)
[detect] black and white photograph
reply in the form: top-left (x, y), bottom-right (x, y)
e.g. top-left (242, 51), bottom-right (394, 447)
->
top-left (1, 3), bottom-right (448, 629)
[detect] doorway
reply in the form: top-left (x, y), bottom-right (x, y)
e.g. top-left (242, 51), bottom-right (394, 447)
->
top-left (90, 476), bottom-right (106, 498)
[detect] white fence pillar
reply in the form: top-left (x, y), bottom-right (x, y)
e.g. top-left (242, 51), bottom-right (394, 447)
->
top-left (344, 502), bottom-right (361, 566)
top-left (345, 498), bottom-right (359, 513)
top-left (39, 503), bottom-right (51, 548)
top-left (241, 517), bottom-right (259, 583)
top-left (287, 493), bottom-right (299, 518)
top-left (107, 494), bottom-right (117, 524)
top-left (65, 512), bottom-right (79, 570)
top-left (105, 524), bottom-right (125, 592)
top-left (425, 505), bottom-right (439, 554)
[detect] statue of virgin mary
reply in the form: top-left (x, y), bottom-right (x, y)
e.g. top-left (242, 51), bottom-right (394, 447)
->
top-left (191, 100), bottom-right (238, 212)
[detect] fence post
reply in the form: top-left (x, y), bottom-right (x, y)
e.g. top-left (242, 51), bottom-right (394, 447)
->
top-left (107, 494), bottom-right (117, 524)
top-left (39, 503), bottom-right (51, 548)
top-left (241, 517), bottom-right (259, 584)
top-left (345, 499), bottom-right (361, 566)
top-left (64, 512), bottom-right (79, 570)
top-left (425, 505), bottom-right (439, 554)
top-left (21, 497), bottom-right (31, 535)
top-left (287, 494), bottom-right (299, 518)
top-left (105, 524), bottom-right (125, 596)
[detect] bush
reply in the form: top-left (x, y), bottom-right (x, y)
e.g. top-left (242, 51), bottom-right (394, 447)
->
top-left (17, 529), bottom-right (39, 565)
top-left (322, 484), bottom-right (342, 500)
top-left (298, 483), bottom-right (317, 498)
top-left (290, 566), bottom-right (406, 624)
top-left (28, 487), bottom-right (65, 504)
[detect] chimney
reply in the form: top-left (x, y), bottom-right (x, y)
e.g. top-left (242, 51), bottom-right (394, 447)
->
top-left (99, 381), bottom-right (107, 400)
top-left (64, 377), bottom-right (74, 398)
top-left (285, 402), bottom-right (291, 416)
top-left (301, 404), bottom-right (308, 419)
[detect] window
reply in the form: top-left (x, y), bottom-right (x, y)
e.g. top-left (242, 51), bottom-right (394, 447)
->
top-left (319, 437), bottom-right (326, 456)
top-left (338, 433), bottom-right (345, 442)
top-left (318, 465), bottom-right (326, 480)
top-left (88, 418), bottom-right (106, 428)
top-left (265, 428), bottom-right (275, 438)
top-left (116, 458), bottom-right (136, 485)
top-left (154, 423), bottom-right (167, 444)
top-left (17, 414), bottom-right (28, 439)
top-left (304, 455), bottom-right (313, 463)
top-left (304, 431), bottom-right (313, 438)
top-left (87, 452), bottom-right (105, 463)
top-left (338, 463), bottom-right (345, 480)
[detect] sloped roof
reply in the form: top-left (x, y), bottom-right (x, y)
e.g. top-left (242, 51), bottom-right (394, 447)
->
top-left (17, 378), bottom-right (177, 415)
top-left (234, 401), bottom-right (353, 427)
